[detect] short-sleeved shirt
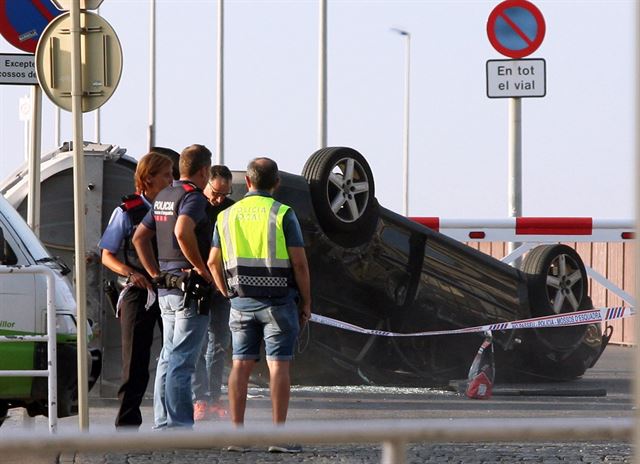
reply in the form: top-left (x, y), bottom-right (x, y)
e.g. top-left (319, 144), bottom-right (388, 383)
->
top-left (141, 181), bottom-right (210, 296)
top-left (141, 181), bottom-right (209, 273)
top-left (212, 191), bottom-right (304, 311)
top-left (98, 195), bottom-right (152, 254)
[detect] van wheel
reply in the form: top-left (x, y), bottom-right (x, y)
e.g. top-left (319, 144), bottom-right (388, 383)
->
top-left (302, 147), bottom-right (378, 246)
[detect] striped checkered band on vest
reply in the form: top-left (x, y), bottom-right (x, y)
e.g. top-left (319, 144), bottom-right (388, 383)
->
top-left (218, 195), bottom-right (293, 298)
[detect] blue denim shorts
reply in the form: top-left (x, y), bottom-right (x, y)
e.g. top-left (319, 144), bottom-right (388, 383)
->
top-left (229, 303), bottom-right (300, 361)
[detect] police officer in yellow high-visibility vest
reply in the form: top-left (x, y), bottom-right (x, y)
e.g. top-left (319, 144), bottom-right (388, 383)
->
top-left (208, 158), bottom-right (311, 453)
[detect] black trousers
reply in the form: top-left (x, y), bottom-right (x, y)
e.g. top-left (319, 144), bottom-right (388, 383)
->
top-left (115, 287), bottom-right (161, 427)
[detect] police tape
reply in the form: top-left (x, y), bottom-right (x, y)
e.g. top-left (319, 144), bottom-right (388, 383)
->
top-left (309, 306), bottom-right (635, 338)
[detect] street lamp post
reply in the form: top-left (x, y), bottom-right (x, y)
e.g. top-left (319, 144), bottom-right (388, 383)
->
top-left (318, 0), bottom-right (327, 149)
top-left (391, 28), bottom-right (411, 216)
top-left (148, 0), bottom-right (156, 150)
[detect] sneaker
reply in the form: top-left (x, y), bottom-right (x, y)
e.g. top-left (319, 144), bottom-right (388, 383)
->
top-left (225, 445), bottom-right (248, 452)
top-left (268, 444), bottom-right (302, 453)
top-left (209, 401), bottom-right (228, 419)
top-left (193, 400), bottom-right (208, 422)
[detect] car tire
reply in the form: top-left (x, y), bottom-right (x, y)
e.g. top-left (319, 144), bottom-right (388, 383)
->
top-left (521, 244), bottom-right (590, 351)
top-left (302, 147), bottom-right (378, 246)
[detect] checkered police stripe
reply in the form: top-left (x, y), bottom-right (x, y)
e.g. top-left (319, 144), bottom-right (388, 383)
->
top-left (228, 275), bottom-right (288, 288)
top-left (309, 306), bottom-right (634, 338)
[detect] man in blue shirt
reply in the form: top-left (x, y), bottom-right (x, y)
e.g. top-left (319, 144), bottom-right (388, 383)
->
top-left (208, 158), bottom-right (311, 453)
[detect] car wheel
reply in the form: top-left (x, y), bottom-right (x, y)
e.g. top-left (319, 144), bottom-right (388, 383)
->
top-left (521, 244), bottom-right (590, 351)
top-left (302, 147), bottom-right (378, 246)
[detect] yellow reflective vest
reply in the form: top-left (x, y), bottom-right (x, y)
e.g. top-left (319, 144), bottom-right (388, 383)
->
top-left (217, 194), bottom-right (293, 297)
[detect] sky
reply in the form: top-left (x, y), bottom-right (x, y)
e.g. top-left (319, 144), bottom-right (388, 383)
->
top-left (0, 0), bottom-right (635, 219)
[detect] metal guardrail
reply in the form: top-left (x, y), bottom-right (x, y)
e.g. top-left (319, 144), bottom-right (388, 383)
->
top-left (0, 417), bottom-right (632, 463)
top-left (0, 265), bottom-right (58, 433)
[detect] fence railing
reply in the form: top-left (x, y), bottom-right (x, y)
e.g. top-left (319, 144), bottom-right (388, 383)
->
top-left (0, 265), bottom-right (58, 433)
top-left (0, 417), bottom-right (632, 463)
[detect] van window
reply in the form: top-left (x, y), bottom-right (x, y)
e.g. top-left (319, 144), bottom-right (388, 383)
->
top-left (0, 226), bottom-right (18, 265)
top-left (0, 198), bottom-right (49, 262)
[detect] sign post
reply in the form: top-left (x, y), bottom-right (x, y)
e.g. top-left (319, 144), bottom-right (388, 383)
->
top-left (486, 0), bottom-right (546, 264)
top-left (36, 0), bottom-right (115, 431)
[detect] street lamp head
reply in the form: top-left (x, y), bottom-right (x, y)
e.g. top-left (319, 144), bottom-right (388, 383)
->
top-left (390, 27), bottom-right (410, 37)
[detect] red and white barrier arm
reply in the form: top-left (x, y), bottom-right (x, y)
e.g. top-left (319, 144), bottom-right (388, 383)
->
top-left (410, 217), bottom-right (635, 243)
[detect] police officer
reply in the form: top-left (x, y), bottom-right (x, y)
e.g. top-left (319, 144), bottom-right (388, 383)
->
top-left (133, 144), bottom-right (213, 429)
top-left (208, 157), bottom-right (311, 453)
top-left (98, 150), bottom-right (175, 428)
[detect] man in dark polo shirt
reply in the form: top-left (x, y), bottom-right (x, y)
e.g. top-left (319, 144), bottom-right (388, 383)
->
top-left (133, 144), bottom-right (213, 429)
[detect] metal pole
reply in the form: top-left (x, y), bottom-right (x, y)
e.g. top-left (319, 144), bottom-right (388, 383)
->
top-left (70, 0), bottom-right (89, 430)
top-left (392, 28), bottom-right (410, 216)
top-left (402, 33), bottom-right (410, 217)
top-left (55, 108), bottom-right (61, 147)
top-left (507, 97), bottom-right (522, 265)
top-left (633, 0), bottom-right (640, 459)
top-left (147, 0), bottom-right (156, 150)
top-left (381, 439), bottom-right (406, 464)
top-left (216, 0), bottom-right (224, 164)
top-left (22, 95), bottom-right (30, 161)
top-left (317, 0), bottom-right (327, 149)
top-left (27, 85), bottom-right (42, 237)
top-left (95, 109), bottom-right (101, 143)
top-left (44, 268), bottom-right (58, 434)
top-left (94, 7), bottom-right (101, 144)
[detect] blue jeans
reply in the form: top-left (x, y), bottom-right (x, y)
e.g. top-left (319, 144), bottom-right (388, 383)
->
top-left (192, 293), bottom-right (231, 402)
top-left (153, 293), bottom-right (208, 428)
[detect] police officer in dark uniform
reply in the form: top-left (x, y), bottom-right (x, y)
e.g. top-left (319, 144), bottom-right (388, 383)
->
top-left (99, 150), bottom-right (175, 428)
top-left (133, 144), bottom-right (213, 429)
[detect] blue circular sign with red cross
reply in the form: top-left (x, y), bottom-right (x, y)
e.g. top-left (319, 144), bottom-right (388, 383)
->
top-left (0, 0), bottom-right (62, 53)
top-left (487, 0), bottom-right (545, 59)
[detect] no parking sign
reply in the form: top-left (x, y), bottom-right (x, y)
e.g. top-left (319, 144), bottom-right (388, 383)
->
top-left (0, 0), bottom-right (62, 53)
top-left (487, 0), bottom-right (545, 59)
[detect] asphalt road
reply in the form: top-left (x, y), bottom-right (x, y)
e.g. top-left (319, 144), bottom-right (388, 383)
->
top-left (1, 345), bottom-right (635, 463)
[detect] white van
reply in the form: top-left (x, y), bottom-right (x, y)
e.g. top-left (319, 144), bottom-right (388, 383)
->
top-left (0, 193), bottom-right (101, 425)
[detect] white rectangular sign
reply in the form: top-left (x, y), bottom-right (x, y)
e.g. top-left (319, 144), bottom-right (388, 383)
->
top-left (0, 53), bottom-right (38, 86)
top-left (486, 58), bottom-right (546, 98)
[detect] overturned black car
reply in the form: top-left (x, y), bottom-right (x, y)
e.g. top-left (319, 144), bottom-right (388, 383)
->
top-left (230, 147), bottom-right (607, 386)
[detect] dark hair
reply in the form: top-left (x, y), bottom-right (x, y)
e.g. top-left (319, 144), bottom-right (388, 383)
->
top-left (179, 144), bottom-right (212, 178)
top-left (247, 157), bottom-right (279, 191)
top-left (150, 146), bottom-right (180, 180)
top-left (211, 165), bottom-right (232, 181)
top-left (135, 152), bottom-right (173, 193)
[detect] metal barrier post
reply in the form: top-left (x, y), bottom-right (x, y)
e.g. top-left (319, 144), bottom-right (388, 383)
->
top-left (381, 439), bottom-right (406, 464)
top-left (0, 266), bottom-right (58, 433)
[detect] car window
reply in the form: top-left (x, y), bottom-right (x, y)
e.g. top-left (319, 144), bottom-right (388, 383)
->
top-left (380, 224), bottom-right (411, 256)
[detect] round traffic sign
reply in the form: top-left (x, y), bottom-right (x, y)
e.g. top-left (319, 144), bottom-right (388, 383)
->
top-left (35, 11), bottom-right (122, 113)
top-left (487, 0), bottom-right (545, 59)
top-left (0, 0), bottom-right (62, 53)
